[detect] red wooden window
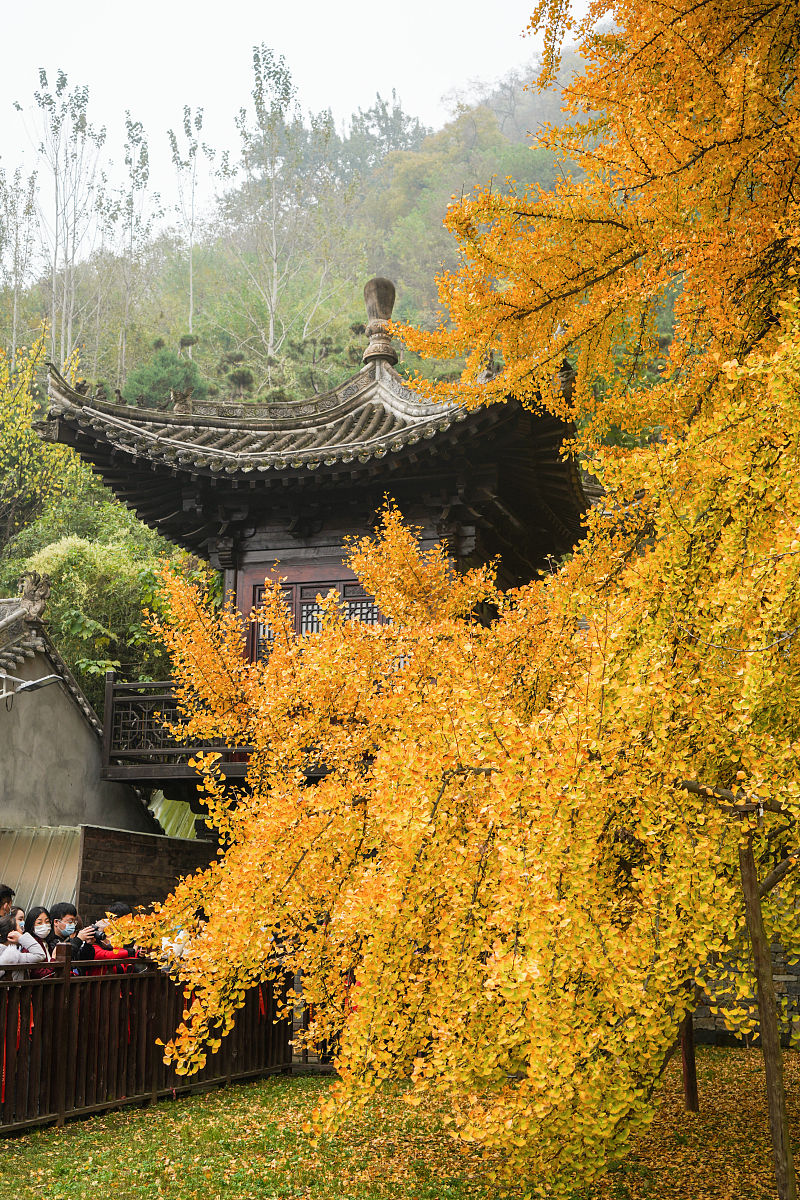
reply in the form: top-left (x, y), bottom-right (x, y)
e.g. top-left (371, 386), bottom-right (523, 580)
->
top-left (251, 581), bottom-right (386, 662)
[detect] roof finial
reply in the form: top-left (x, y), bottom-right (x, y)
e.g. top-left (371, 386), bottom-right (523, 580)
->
top-left (17, 571), bottom-right (51, 621)
top-left (362, 277), bottom-right (398, 367)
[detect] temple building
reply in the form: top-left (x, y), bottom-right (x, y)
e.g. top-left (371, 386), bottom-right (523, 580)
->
top-left (40, 278), bottom-right (587, 791)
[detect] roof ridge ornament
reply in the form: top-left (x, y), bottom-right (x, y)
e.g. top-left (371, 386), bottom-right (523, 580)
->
top-left (18, 571), bottom-right (50, 621)
top-left (362, 277), bottom-right (398, 368)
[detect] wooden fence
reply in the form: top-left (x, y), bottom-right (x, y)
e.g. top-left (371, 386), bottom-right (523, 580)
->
top-left (0, 947), bottom-right (292, 1135)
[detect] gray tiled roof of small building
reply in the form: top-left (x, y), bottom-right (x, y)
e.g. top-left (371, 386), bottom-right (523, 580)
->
top-left (0, 598), bottom-right (101, 734)
top-left (0, 600), bottom-right (46, 671)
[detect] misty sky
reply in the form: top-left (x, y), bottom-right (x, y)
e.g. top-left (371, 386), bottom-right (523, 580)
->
top-left (1, 0), bottom-right (549, 203)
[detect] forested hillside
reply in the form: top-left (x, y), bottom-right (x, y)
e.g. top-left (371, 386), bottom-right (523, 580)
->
top-left (0, 47), bottom-right (584, 398)
top-left (0, 46), bottom-right (583, 707)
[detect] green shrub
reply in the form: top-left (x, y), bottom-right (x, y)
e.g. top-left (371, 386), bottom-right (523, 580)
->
top-left (122, 347), bottom-right (209, 408)
top-left (24, 537), bottom-right (173, 712)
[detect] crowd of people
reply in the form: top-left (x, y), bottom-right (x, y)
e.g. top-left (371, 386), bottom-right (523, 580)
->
top-left (0, 883), bottom-right (142, 978)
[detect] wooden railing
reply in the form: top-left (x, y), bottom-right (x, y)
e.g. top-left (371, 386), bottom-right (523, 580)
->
top-left (0, 948), bottom-right (292, 1134)
top-left (102, 672), bottom-right (250, 782)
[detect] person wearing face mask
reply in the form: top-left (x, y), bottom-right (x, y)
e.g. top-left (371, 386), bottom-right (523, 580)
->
top-left (0, 915), bottom-right (46, 981)
top-left (9, 907), bottom-right (25, 935)
top-left (50, 902), bottom-right (97, 963)
top-left (23, 907), bottom-right (56, 978)
top-left (0, 885), bottom-right (15, 918)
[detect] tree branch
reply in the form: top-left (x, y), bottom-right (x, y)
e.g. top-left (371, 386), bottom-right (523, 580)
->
top-left (759, 851), bottom-right (800, 899)
top-left (675, 778), bottom-right (790, 816)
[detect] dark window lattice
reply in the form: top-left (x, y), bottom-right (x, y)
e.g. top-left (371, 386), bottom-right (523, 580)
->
top-left (255, 623), bottom-right (275, 661)
top-left (300, 600), bottom-right (323, 635)
top-left (252, 581), bottom-right (386, 660)
top-left (346, 598), bottom-right (382, 624)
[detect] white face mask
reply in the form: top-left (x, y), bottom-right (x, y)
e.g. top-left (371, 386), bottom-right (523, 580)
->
top-left (63, 921), bottom-right (76, 936)
top-left (35, 923), bottom-right (51, 939)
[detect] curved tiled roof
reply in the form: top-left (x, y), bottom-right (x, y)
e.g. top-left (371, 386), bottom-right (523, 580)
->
top-left (41, 355), bottom-right (588, 575)
top-left (0, 601), bottom-right (46, 672)
top-left (44, 362), bottom-right (472, 478)
top-left (0, 599), bottom-right (101, 734)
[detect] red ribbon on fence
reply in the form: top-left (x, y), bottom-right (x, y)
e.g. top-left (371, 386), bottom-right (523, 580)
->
top-left (0, 999), bottom-right (32, 1105)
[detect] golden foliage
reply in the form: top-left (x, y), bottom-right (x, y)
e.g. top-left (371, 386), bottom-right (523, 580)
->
top-left (124, 2), bottom-right (800, 1193)
top-left (128, 452), bottom-right (800, 1190)
top-left (0, 333), bottom-right (83, 543)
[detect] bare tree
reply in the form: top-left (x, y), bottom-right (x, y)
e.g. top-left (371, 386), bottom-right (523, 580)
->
top-left (0, 167), bottom-right (38, 370)
top-left (22, 70), bottom-right (107, 365)
top-left (168, 106), bottom-right (213, 358)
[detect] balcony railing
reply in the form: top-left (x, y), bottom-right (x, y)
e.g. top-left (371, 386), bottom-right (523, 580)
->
top-left (101, 672), bottom-right (249, 782)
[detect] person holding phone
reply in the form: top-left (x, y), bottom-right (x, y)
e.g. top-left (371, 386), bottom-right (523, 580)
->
top-left (50, 902), bottom-right (97, 963)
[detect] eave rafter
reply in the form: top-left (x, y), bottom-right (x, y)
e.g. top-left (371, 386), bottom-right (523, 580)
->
top-left (40, 361), bottom-right (587, 565)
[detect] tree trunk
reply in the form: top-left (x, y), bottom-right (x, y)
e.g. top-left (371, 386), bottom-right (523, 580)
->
top-left (739, 836), bottom-right (797, 1200)
top-left (10, 283), bottom-right (18, 373)
top-left (187, 235), bottom-right (194, 358)
top-left (187, 161), bottom-right (195, 359)
top-left (679, 1011), bottom-right (699, 1112)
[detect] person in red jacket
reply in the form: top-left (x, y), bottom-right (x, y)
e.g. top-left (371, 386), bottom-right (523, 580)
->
top-left (82, 903), bottom-right (144, 974)
top-left (77, 919), bottom-right (126, 975)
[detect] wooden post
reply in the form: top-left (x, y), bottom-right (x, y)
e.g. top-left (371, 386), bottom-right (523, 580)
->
top-left (101, 668), bottom-right (116, 771)
top-left (679, 1010), bottom-right (699, 1112)
top-left (739, 836), bottom-right (797, 1200)
top-left (52, 944), bottom-right (72, 1127)
top-left (149, 974), bottom-right (161, 1105)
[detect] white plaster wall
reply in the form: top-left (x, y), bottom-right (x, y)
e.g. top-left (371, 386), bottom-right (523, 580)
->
top-left (0, 652), bottom-right (155, 833)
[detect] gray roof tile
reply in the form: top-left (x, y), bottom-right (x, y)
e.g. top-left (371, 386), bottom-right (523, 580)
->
top-left (44, 362), bottom-right (467, 478)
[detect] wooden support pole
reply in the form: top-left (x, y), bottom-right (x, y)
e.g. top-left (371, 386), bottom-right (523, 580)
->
top-left (52, 944), bottom-right (72, 1128)
top-left (679, 1011), bottom-right (699, 1112)
top-left (739, 836), bottom-right (797, 1200)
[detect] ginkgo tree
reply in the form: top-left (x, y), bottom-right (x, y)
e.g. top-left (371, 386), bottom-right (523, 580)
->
top-left (122, 0), bottom-right (800, 1196)
top-left (0, 333), bottom-right (80, 545)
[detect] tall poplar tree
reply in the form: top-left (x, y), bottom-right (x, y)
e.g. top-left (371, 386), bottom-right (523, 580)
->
top-left (28, 70), bottom-right (107, 365)
top-left (0, 167), bottom-right (38, 371)
top-left (168, 105), bottom-right (212, 360)
top-left (214, 45), bottom-right (363, 393)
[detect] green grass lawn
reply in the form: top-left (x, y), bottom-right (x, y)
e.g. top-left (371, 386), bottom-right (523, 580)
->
top-left (0, 1048), bottom-right (797, 1199)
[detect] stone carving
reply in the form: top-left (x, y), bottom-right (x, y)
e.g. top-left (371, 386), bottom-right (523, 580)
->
top-left (475, 349), bottom-right (499, 384)
top-left (18, 571), bottom-right (51, 620)
top-left (170, 388), bottom-right (194, 415)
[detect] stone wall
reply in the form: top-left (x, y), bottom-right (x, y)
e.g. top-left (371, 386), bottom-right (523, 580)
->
top-left (77, 824), bottom-right (215, 920)
top-left (693, 944), bottom-right (800, 1046)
